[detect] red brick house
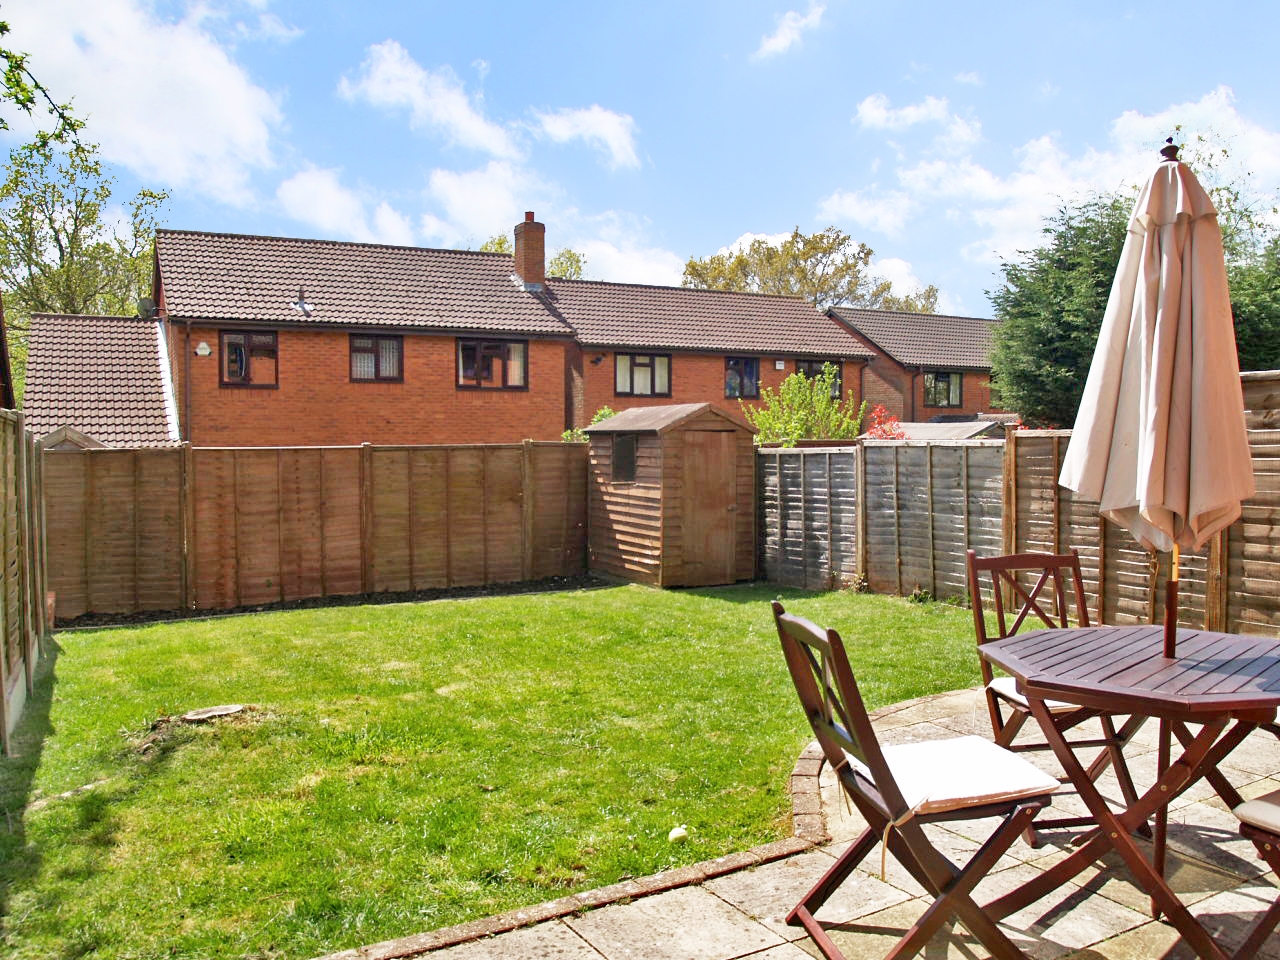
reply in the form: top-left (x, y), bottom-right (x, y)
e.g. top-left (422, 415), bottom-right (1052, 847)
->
top-left (23, 214), bottom-right (1003, 447)
top-left (829, 306), bottom-right (1003, 421)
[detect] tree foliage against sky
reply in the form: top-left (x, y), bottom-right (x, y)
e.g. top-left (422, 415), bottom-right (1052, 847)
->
top-left (479, 233), bottom-right (587, 279)
top-left (0, 141), bottom-right (168, 395)
top-left (682, 226), bottom-right (938, 313)
top-left (990, 145), bottom-right (1280, 426)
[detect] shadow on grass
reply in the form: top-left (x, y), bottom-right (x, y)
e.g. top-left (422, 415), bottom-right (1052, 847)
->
top-left (0, 636), bottom-right (60, 920)
top-left (671, 582), bottom-right (820, 605)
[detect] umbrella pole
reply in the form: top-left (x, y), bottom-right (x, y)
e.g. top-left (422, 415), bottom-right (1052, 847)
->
top-left (1163, 546), bottom-right (1180, 658)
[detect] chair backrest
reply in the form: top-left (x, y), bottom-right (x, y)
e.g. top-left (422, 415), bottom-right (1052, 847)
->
top-left (771, 600), bottom-right (909, 818)
top-left (966, 549), bottom-right (1091, 648)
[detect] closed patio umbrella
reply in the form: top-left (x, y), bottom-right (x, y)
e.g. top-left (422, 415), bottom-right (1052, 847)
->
top-left (1059, 141), bottom-right (1254, 654)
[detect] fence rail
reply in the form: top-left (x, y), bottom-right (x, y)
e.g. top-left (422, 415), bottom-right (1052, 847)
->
top-left (44, 441), bottom-right (588, 619)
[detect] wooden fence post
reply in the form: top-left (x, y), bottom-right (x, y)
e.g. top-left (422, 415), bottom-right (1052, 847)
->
top-left (521, 440), bottom-right (535, 581)
top-left (1206, 528), bottom-right (1229, 632)
top-left (855, 441), bottom-right (867, 585)
top-left (1002, 427), bottom-right (1018, 555)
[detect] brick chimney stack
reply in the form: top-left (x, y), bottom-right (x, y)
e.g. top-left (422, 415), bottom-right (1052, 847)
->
top-left (513, 211), bottom-right (545, 291)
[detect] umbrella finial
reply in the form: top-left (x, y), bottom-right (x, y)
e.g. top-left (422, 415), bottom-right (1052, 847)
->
top-left (1160, 137), bottom-right (1180, 162)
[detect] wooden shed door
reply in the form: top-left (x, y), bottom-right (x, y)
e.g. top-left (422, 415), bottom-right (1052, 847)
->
top-left (681, 429), bottom-right (736, 585)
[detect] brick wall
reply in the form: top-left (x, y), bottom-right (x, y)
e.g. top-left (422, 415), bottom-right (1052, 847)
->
top-left (575, 351), bottom-right (865, 426)
top-left (178, 326), bottom-right (570, 446)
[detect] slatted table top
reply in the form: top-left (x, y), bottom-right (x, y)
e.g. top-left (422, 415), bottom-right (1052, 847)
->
top-left (981, 625), bottom-right (1280, 718)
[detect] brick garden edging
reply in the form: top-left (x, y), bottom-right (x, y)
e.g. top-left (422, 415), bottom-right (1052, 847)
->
top-left (313, 741), bottom-right (831, 960)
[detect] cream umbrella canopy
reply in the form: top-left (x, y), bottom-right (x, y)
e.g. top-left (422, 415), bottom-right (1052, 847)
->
top-left (1059, 145), bottom-right (1254, 642)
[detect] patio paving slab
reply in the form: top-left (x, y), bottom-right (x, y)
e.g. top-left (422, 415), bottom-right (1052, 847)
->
top-left (315, 685), bottom-right (1280, 960)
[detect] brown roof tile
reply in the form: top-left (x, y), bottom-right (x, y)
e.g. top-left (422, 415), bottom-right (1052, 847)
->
top-left (546, 280), bottom-right (875, 358)
top-left (830, 306), bottom-right (997, 370)
top-left (24, 314), bottom-right (178, 446)
top-left (155, 230), bottom-right (576, 337)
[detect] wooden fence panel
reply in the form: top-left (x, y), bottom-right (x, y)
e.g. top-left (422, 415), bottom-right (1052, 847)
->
top-left (43, 451), bottom-right (88, 618)
top-left (409, 449), bottom-right (449, 589)
top-left (528, 443), bottom-right (588, 579)
top-left (192, 449), bottom-right (240, 610)
top-left (756, 449), bottom-right (857, 590)
top-left (278, 448), bottom-right (324, 602)
top-left (320, 448), bottom-right (363, 597)
top-left (483, 447), bottom-right (524, 585)
top-left (135, 451), bottom-right (184, 612)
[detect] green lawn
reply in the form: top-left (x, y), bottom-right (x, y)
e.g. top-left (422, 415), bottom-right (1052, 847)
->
top-left (0, 583), bottom-right (981, 959)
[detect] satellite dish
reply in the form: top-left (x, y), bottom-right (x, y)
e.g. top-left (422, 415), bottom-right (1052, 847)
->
top-left (136, 297), bottom-right (157, 318)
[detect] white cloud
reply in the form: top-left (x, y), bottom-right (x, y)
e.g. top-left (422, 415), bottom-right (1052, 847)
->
top-left (856, 93), bottom-right (951, 130)
top-left (418, 160), bottom-right (555, 247)
top-left (721, 231), bottom-right (791, 255)
top-left (753, 3), bottom-right (825, 60)
top-left (339, 40), bottom-right (518, 158)
top-left (574, 238), bottom-right (685, 286)
top-left (535, 105), bottom-right (640, 170)
top-left (818, 189), bottom-right (914, 236)
top-left (3, 0), bottom-right (281, 203)
top-left (234, 12), bottom-right (303, 43)
top-left (276, 168), bottom-right (416, 246)
top-left (955, 71), bottom-right (982, 86)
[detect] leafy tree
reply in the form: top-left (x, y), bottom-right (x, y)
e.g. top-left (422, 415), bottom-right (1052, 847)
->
top-left (0, 19), bottom-right (82, 148)
top-left (1228, 234), bottom-right (1280, 372)
top-left (547, 247), bottom-right (586, 280)
top-left (0, 141), bottom-right (168, 395)
top-left (989, 193), bottom-right (1133, 427)
top-left (479, 233), bottom-right (587, 279)
top-left (742, 363), bottom-right (865, 443)
top-left (562, 405), bottom-right (617, 442)
top-left (682, 226), bottom-right (938, 313)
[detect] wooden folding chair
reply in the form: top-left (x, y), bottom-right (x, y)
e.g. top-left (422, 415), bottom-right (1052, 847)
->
top-left (967, 550), bottom-right (1144, 839)
top-left (1231, 791), bottom-right (1280, 959)
top-left (772, 601), bottom-right (1059, 960)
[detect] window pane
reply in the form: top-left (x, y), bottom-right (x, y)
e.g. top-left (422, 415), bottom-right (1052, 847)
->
top-left (742, 358), bottom-right (759, 399)
top-left (613, 434), bottom-right (637, 482)
top-left (352, 350), bottom-right (375, 380)
top-left (224, 334), bottom-right (246, 381)
top-left (633, 362), bottom-right (652, 396)
top-left (253, 350), bottom-right (278, 386)
top-left (616, 356), bottom-right (631, 393)
top-left (949, 373), bottom-right (962, 405)
top-left (507, 342), bottom-right (526, 387)
top-left (655, 356), bottom-right (669, 394)
top-left (459, 342), bottom-right (477, 383)
top-left (379, 338), bottom-right (400, 379)
top-left (352, 336), bottom-right (373, 349)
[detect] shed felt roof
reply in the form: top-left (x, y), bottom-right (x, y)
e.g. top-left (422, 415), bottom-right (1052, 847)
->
top-left (155, 230), bottom-right (576, 337)
top-left (830, 306), bottom-right (997, 370)
top-left (545, 279), bottom-right (876, 358)
top-left (583, 402), bottom-right (753, 434)
top-left (24, 314), bottom-right (178, 446)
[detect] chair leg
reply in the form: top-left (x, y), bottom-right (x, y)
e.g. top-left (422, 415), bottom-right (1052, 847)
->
top-left (1235, 828), bottom-right (1280, 960)
top-left (786, 825), bottom-right (880, 956)
top-left (994, 708), bottom-right (1029, 749)
top-left (887, 804), bottom-right (1041, 960)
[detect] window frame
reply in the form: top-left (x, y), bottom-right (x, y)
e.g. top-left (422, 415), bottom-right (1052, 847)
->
top-left (455, 338), bottom-right (529, 391)
top-left (923, 370), bottom-right (964, 408)
top-left (614, 353), bottom-right (672, 398)
top-left (795, 358), bottom-right (843, 399)
top-left (724, 356), bottom-right (760, 400)
top-left (349, 334), bottom-right (404, 383)
top-left (219, 330), bottom-right (279, 389)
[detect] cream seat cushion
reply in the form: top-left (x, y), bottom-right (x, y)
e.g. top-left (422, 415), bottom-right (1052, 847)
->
top-left (847, 736), bottom-right (1059, 816)
top-left (1234, 788), bottom-right (1280, 834)
top-left (988, 675), bottom-right (1079, 713)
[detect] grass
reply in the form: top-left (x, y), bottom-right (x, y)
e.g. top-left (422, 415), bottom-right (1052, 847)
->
top-left (0, 583), bottom-right (981, 959)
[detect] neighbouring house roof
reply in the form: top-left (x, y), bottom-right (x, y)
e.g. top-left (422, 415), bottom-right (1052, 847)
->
top-left (24, 314), bottom-right (180, 446)
top-left (154, 230), bottom-right (576, 338)
top-left (546, 280), bottom-right (876, 358)
top-left (863, 421), bottom-right (1004, 441)
top-left (830, 306), bottom-right (997, 370)
top-left (584, 402), bottom-right (753, 434)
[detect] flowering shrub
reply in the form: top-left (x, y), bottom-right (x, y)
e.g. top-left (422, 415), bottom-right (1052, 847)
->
top-left (863, 404), bottom-right (907, 439)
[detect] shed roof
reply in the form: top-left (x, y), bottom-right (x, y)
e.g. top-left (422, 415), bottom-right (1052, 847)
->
top-left (584, 402), bottom-right (754, 434)
top-left (830, 306), bottom-right (997, 370)
top-left (24, 313), bottom-right (180, 446)
top-left (862, 421), bottom-right (1003, 440)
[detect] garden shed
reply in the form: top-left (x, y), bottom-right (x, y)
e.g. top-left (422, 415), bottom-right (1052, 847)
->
top-left (584, 403), bottom-right (756, 587)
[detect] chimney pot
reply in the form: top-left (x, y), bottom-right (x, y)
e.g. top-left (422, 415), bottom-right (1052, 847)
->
top-left (525, 211), bottom-right (535, 222)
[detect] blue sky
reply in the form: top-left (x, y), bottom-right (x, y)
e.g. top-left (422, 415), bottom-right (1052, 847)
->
top-left (6, 0), bottom-right (1280, 316)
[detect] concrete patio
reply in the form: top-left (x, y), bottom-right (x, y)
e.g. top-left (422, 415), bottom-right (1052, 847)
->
top-left (320, 688), bottom-right (1280, 960)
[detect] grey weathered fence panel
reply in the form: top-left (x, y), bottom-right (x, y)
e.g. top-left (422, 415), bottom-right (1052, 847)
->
top-left (757, 449), bottom-right (857, 589)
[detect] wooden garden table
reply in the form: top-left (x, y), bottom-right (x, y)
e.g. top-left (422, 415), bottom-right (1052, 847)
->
top-left (980, 624), bottom-right (1280, 960)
